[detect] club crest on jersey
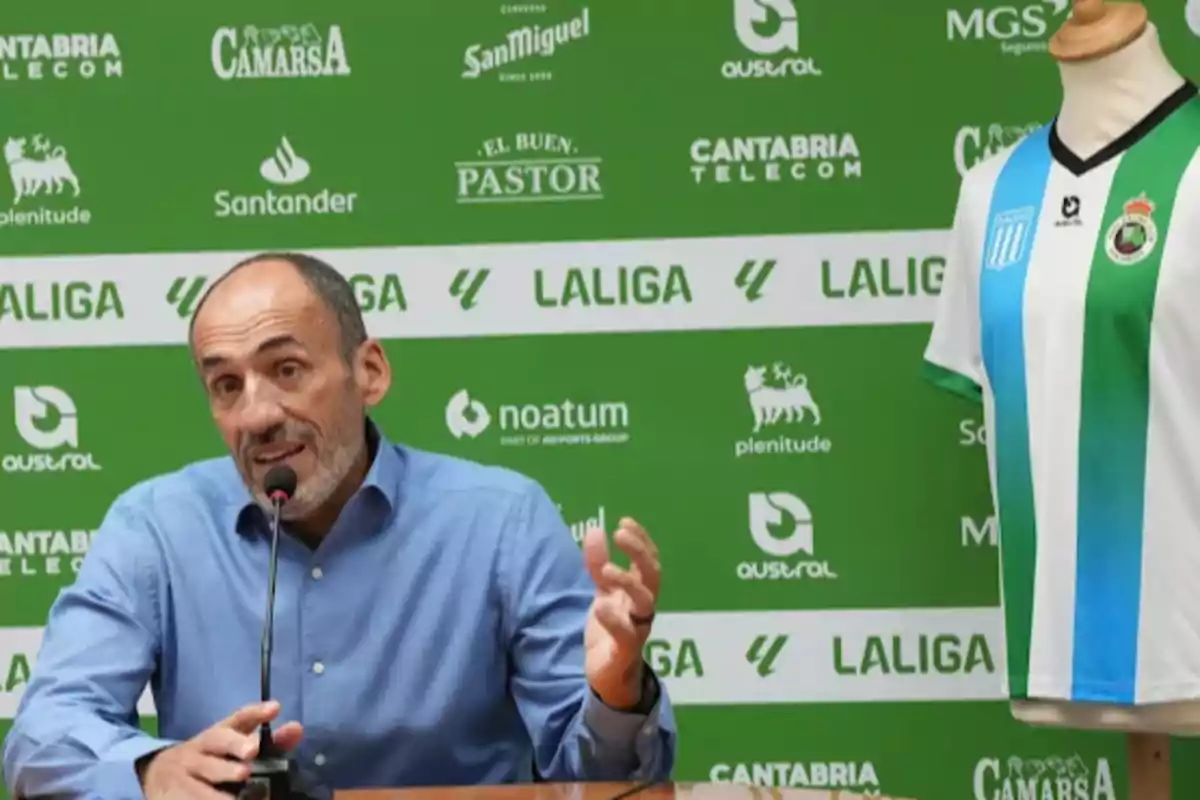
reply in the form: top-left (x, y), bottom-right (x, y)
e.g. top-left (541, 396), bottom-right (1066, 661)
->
top-left (1104, 193), bottom-right (1158, 265)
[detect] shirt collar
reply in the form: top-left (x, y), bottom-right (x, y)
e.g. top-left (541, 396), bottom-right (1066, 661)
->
top-left (230, 417), bottom-right (405, 538)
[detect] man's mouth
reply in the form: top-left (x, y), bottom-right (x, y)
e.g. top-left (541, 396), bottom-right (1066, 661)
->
top-left (252, 444), bottom-right (305, 465)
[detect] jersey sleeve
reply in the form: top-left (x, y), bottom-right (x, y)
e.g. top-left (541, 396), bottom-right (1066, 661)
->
top-left (923, 173), bottom-right (985, 403)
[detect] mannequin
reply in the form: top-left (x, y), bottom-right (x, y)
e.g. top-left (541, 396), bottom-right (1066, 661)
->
top-left (1017, 5), bottom-right (1188, 800)
top-left (1051, 0), bottom-right (1177, 160)
top-left (923, 2), bottom-right (1200, 799)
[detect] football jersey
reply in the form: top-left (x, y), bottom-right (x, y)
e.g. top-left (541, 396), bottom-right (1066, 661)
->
top-left (924, 81), bottom-right (1200, 705)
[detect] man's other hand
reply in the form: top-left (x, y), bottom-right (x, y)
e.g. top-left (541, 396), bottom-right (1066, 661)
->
top-left (138, 700), bottom-right (304, 799)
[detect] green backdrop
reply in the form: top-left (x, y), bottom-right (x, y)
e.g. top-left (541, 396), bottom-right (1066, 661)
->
top-left (4, 1), bottom-right (1200, 797)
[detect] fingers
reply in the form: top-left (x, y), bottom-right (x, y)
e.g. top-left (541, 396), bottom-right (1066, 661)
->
top-left (196, 725), bottom-right (258, 761)
top-left (272, 721), bottom-right (305, 752)
top-left (600, 563), bottom-right (655, 617)
top-left (186, 752), bottom-right (252, 787)
top-left (617, 518), bottom-right (658, 559)
top-left (220, 700), bottom-right (280, 734)
top-left (593, 597), bottom-right (640, 644)
top-left (581, 527), bottom-right (610, 585)
top-left (613, 518), bottom-right (661, 596)
top-left (169, 777), bottom-right (237, 800)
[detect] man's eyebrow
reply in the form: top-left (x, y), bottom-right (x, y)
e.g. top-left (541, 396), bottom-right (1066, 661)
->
top-left (199, 334), bottom-right (304, 371)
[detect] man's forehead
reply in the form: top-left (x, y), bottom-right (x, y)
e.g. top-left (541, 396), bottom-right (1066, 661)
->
top-left (196, 260), bottom-right (321, 327)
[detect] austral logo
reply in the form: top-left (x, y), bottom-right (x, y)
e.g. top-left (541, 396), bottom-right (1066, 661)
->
top-left (3, 386), bottom-right (102, 474)
top-left (741, 491), bottom-right (837, 581)
top-left (211, 24), bottom-right (350, 80)
top-left (724, 0), bottom-right (821, 79)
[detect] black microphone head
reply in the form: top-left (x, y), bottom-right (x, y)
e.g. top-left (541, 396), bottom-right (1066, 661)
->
top-left (262, 465), bottom-right (298, 500)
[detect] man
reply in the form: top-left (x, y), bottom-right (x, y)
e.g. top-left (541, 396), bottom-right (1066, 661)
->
top-left (2, 252), bottom-right (676, 800)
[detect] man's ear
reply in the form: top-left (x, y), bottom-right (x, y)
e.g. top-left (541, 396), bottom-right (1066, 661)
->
top-left (355, 339), bottom-right (391, 407)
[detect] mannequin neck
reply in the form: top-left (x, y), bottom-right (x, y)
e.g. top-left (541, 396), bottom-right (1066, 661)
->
top-left (1056, 22), bottom-right (1185, 160)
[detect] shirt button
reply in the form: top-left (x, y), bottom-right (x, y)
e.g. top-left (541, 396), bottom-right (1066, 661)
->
top-left (312, 661), bottom-right (325, 675)
top-left (311, 566), bottom-right (323, 580)
top-left (314, 753), bottom-right (327, 766)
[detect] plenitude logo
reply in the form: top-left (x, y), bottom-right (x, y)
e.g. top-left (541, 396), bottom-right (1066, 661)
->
top-left (724, 0), bottom-right (821, 79)
top-left (735, 362), bottom-right (831, 458)
top-left (214, 136), bottom-right (359, 219)
top-left (456, 132), bottom-right (602, 204)
top-left (462, 5), bottom-right (591, 83)
top-left (690, 134), bottom-right (862, 186)
top-left (0, 526), bottom-right (95, 578)
top-left (1, 133), bottom-right (90, 229)
top-left (0, 33), bottom-right (123, 81)
top-left (3, 386), bottom-right (102, 474)
top-left (444, 388), bottom-right (631, 447)
top-left (742, 491), bottom-right (837, 581)
top-left (211, 23), bottom-right (350, 80)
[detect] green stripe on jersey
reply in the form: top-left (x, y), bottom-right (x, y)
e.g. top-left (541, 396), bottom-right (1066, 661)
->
top-left (1073, 98), bottom-right (1200, 698)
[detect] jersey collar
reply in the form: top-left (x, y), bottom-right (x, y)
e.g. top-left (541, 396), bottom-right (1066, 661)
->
top-left (1049, 80), bottom-right (1198, 177)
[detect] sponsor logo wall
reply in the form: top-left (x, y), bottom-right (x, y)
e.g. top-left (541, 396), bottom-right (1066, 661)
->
top-left (5, 2), bottom-right (1200, 798)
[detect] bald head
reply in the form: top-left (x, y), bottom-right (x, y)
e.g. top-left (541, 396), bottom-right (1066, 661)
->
top-left (188, 252), bottom-right (367, 363)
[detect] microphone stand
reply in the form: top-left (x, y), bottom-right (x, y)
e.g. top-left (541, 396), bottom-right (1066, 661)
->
top-left (216, 489), bottom-right (316, 800)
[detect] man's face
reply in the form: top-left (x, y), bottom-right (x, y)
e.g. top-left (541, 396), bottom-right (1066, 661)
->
top-left (190, 260), bottom-right (369, 519)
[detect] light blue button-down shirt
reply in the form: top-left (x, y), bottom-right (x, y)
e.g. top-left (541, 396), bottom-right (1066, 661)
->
top-left (2, 421), bottom-right (676, 799)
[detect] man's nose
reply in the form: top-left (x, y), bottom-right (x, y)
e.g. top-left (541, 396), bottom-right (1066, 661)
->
top-left (238, 381), bottom-right (288, 434)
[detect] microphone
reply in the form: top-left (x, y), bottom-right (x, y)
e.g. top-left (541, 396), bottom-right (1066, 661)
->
top-left (216, 465), bottom-right (316, 800)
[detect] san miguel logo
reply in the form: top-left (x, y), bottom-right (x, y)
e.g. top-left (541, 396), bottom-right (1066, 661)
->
top-left (1105, 193), bottom-right (1158, 265)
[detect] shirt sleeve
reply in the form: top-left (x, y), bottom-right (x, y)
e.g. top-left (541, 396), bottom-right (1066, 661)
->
top-left (498, 479), bottom-right (677, 782)
top-left (2, 488), bottom-right (177, 800)
top-left (923, 170), bottom-right (986, 403)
